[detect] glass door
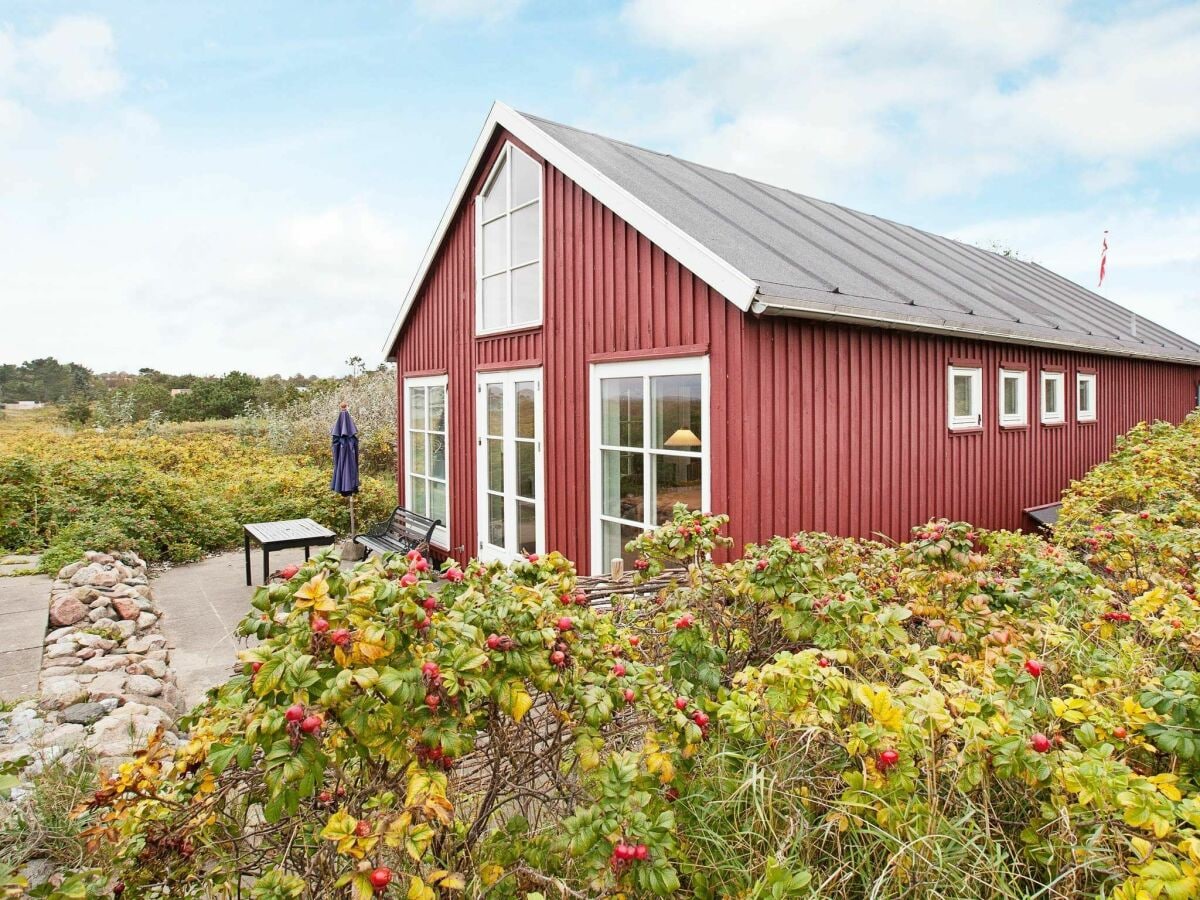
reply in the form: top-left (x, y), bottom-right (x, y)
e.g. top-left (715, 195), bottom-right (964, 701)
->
top-left (476, 368), bottom-right (544, 563)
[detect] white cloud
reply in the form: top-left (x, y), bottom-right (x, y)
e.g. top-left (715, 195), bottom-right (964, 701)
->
top-left (0, 199), bottom-right (416, 376)
top-left (0, 15), bottom-right (122, 103)
top-left (611, 0), bottom-right (1200, 197)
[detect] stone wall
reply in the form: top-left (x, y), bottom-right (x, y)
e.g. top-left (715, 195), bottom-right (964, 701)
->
top-left (0, 551), bottom-right (187, 773)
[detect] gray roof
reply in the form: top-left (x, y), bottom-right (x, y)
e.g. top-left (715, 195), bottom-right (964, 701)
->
top-left (524, 112), bottom-right (1200, 364)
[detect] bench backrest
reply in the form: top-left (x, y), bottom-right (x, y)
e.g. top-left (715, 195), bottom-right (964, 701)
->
top-left (388, 507), bottom-right (439, 540)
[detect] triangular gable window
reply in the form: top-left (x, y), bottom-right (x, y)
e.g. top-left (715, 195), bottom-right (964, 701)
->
top-left (477, 143), bottom-right (542, 334)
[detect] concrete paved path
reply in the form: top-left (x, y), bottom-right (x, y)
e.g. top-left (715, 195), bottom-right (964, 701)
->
top-left (0, 572), bottom-right (51, 702)
top-left (154, 547), bottom-right (316, 709)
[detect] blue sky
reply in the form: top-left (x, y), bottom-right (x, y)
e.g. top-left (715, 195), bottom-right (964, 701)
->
top-left (2, 0), bottom-right (1198, 375)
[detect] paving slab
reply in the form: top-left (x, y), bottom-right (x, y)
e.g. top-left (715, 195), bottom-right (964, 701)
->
top-left (154, 548), bottom-right (321, 709)
top-left (0, 572), bottom-right (50, 702)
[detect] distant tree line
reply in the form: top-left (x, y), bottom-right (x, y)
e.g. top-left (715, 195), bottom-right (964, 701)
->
top-left (0, 357), bottom-right (339, 425)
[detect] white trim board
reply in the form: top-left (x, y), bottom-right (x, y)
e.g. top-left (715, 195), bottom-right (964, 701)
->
top-left (588, 354), bottom-right (711, 575)
top-left (382, 102), bottom-right (758, 357)
top-left (402, 374), bottom-right (450, 550)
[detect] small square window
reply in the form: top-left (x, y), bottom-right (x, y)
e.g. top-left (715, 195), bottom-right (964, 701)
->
top-left (999, 369), bottom-right (1028, 427)
top-left (1077, 373), bottom-right (1097, 422)
top-left (1041, 371), bottom-right (1065, 424)
top-left (948, 365), bottom-right (982, 430)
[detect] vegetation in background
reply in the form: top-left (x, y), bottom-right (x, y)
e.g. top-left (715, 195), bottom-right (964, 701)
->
top-left (247, 365), bottom-right (397, 475)
top-left (0, 356), bottom-right (343, 426)
top-left (39, 411), bottom-right (1200, 898)
top-left (0, 427), bottom-right (395, 573)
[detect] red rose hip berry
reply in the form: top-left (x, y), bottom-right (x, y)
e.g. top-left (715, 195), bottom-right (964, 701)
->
top-left (369, 867), bottom-right (392, 891)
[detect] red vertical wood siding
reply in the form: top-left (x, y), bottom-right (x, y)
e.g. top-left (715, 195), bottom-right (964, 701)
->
top-left (392, 129), bottom-right (1200, 565)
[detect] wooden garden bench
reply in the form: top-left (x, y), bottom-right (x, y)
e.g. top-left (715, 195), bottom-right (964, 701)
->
top-left (355, 507), bottom-right (440, 558)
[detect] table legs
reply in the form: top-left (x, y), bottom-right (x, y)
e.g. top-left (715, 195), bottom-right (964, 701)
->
top-left (244, 532), bottom-right (252, 586)
top-left (304, 545), bottom-right (310, 560)
top-left (263, 549), bottom-right (270, 586)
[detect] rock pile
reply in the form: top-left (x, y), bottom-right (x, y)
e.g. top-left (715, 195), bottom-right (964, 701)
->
top-left (0, 552), bottom-right (187, 772)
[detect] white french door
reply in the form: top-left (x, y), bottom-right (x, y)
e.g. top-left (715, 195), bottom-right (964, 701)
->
top-left (475, 368), bottom-right (545, 563)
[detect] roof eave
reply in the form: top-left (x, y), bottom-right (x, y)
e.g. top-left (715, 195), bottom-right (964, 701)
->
top-left (382, 101), bottom-right (759, 359)
top-left (752, 295), bottom-right (1200, 367)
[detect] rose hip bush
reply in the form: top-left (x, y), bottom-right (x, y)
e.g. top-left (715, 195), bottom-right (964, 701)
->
top-left (49, 415), bottom-right (1200, 898)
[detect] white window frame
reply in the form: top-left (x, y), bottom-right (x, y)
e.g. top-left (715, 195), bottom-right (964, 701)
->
top-left (998, 368), bottom-right (1028, 427)
top-left (403, 374), bottom-right (450, 549)
top-left (475, 367), bottom-right (545, 563)
top-left (589, 355), bottom-right (711, 574)
top-left (947, 365), bottom-right (983, 431)
top-left (1041, 370), bottom-right (1066, 424)
top-left (1077, 372), bottom-right (1097, 422)
top-left (475, 143), bottom-right (543, 336)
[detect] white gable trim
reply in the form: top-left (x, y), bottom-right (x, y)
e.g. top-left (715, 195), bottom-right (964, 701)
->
top-left (382, 102), bottom-right (758, 357)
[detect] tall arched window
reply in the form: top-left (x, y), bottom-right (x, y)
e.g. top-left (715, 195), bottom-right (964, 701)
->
top-left (476, 143), bottom-right (542, 334)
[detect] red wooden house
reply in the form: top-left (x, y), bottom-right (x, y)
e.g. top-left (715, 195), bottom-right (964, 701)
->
top-left (384, 102), bottom-right (1200, 572)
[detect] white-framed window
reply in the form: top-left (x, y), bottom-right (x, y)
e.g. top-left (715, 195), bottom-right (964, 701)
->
top-left (404, 375), bottom-right (449, 549)
top-left (999, 368), bottom-right (1028, 427)
top-left (1077, 372), bottom-right (1097, 422)
top-left (1041, 370), bottom-right (1066, 424)
top-left (476, 143), bottom-right (542, 335)
top-left (589, 356), bottom-right (710, 574)
top-left (947, 365), bottom-right (983, 430)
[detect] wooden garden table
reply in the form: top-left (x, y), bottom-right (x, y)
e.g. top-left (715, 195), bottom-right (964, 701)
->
top-left (243, 518), bottom-right (336, 585)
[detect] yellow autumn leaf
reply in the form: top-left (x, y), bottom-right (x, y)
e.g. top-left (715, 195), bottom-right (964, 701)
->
top-left (407, 876), bottom-right (435, 900)
top-left (294, 572), bottom-right (337, 613)
top-left (509, 681), bottom-right (533, 723)
top-left (480, 864), bottom-right (505, 887)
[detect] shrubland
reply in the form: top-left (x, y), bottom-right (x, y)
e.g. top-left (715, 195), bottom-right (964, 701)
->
top-left (24, 412), bottom-right (1200, 898)
top-left (0, 428), bottom-right (395, 574)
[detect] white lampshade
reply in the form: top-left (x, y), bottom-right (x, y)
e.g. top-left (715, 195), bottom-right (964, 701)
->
top-left (664, 428), bottom-right (702, 448)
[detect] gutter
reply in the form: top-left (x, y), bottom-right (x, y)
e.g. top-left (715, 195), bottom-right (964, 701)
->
top-left (751, 295), bottom-right (1200, 367)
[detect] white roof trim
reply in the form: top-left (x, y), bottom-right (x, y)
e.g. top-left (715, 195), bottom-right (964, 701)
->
top-left (382, 102), bottom-right (759, 357)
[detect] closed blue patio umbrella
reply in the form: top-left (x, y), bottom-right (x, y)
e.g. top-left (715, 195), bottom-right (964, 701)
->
top-left (331, 403), bottom-right (360, 538)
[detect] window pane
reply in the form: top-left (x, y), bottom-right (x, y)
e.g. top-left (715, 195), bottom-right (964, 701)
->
top-left (411, 476), bottom-right (427, 516)
top-left (601, 377), bottom-right (643, 447)
top-left (953, 374), bottom-right (973, 417)
top-left (516, 440), bottom-right (535, 499)
top-left (487, 493), bottom-right (505, 547)
top-left (510, 202), bottom-right (539, 264)
top-left (517, 500), bottom-right (537, 554)
top-left (482, 156), bottom-right (507, 220)
top-left (487, 439), bottom-right (504, 491)
top-left (410, 387), bottom-right (426, 430)
top-left (601, 519), bottom-right (643, 572)
top-left (428, 386), bottom-right (445, 432)
top-left (1003, 377), bottom-right (1018, 416)
top-left (653, 454), bottom-right (702, 524)
top-left (429, 433), bottom-right (446, 480)
top-left (1079, 378), bottom-right (1091, 410)
top-left (410, 431), bottom-right (426, 476)
top-left (482, 274), bottom-right (508, 331)
top-left (602, 449), bottom-right (644, 521)
top-left (429, 480), bottom-right (447, 525)
top-left (486, 384), bottom-right (504, 435)
top-left (653, 374), bottom-right (702, 451)
top-left (511, 149), bottom-right (540, 207)
top-left (482, 219), bottom-right (508, 276)
top-left (1044, 377), bottom-right (1058, 412)
top-left (515, 381), bottom-right (535, 438)
top-left (511, 262), bottom-right (540, 324)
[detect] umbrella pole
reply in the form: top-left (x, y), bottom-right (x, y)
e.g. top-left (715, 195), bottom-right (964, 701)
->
top-left (349, 495), bottom-right (356, 539)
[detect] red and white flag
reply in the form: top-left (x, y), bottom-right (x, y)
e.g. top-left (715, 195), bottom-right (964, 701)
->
top-left (1098, 230), bottom-right (1108, 287)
